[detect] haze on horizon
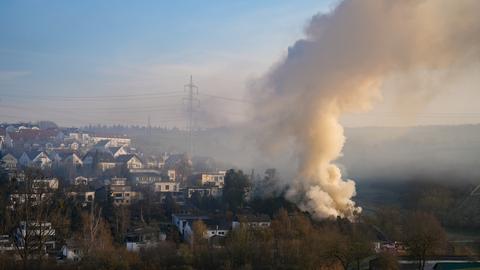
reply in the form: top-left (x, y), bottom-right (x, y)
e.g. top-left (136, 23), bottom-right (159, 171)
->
top-left (1, 0), bottom-right (480, 128)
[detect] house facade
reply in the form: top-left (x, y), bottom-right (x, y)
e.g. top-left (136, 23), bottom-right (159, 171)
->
top-left (1, 153), bottom-right (18, 170)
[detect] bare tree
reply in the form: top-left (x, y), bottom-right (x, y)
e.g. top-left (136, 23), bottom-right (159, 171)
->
top-left (10, 170), bottom-right (56, 269)
top-left (403, 212), bottom-right (447, 270)
top-left (78, 204), bottom-right (113, 256)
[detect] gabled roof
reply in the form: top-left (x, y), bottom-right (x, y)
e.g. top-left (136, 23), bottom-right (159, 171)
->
top-left (82, 150), bottom-right (114, 162)
top-left (94, 140), bottom-right (110, 147)
top-left (203, 219), bottom-right (231, 231)
top-left (8, 128), bottom-right (58, 142)
top-left (115, 154), bottom-right (143, 163)
top-left (108, 146), bottom-right (122, 154)
top-left (22, 150), bottom-right (42, 160)
top-left (1, 153), bottom-right (17, 161)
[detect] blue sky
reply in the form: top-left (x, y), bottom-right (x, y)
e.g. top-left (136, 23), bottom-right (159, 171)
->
top-left (0, 0), bottom-right (338, 126)
top-left (3, 0), bottom-right (478, 127)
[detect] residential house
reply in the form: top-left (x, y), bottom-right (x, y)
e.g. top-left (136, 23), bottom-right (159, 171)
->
top-left (0, 235), bottom-right (15, 252)
top-left (60, 152), bottom-right (83, 167)
top-left (31, 151), bottom-right (52, 169)
top-left (182, 219), bottom-right (231, 244)
top-left (172, 214), bottom-right (209, 238)
top-left (125, 227), bottom-right (166, 252)
top-left (168, 170), bottom-right (176, 181)
top-left (109, 177), bottom-right (140, 205)
top-left (73, 176), bottom-right (89, 185)
top-left (1, 153), bottom-right (18, 170)
top-left (154, 181), bottom-right (180, 193)
top-left (232, 214), bottom-right (271, 229)
top-left (96, 152), bottom-right (116, 172)
top-left (186, 186), bottom-right (222, 198)
top-left (90, 134), bottom-right (131, 147)
top-left (129, 169), bottom-right (163, 185)
top-left (93, 139), bottom-right (112, 150)
top-left (18, 151), bottom-right (33, 167)
top-left (199, 171), bottom-right (226, 188)
top-left (33, 178), bottom-right (59, 191)
top-left (116, 154), bottom-right (144, 169)
top-left (66, 189), bottom-right (95, 205)
top-left (107, 146), bottom-right (128, 158)
top-left (14, 221), bottom-right (56, 253)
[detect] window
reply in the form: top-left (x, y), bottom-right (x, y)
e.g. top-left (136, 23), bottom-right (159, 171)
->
top-left (165, 185), bottom-right (169, 190)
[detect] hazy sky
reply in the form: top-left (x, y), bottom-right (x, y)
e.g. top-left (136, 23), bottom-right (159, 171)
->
top-left (1, 0), bottom-right (479, 128)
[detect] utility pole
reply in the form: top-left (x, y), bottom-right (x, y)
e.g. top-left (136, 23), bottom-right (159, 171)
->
top-left (146, 115), bottom-right (151, 138)
top-left (183, 75), bottom-right (199, 156)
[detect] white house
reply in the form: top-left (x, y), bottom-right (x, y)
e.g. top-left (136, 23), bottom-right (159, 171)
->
top-left (186, 186), bottom-right (221, 198)
top-left (33, 178), bottom-right (59, 190)
top-left (154, 181), bottom-right (180, 193)
top-left (1, 153), bottom-right (18, 170)
top-left (232, 214), bottom-right (271, 229)
top-left (32, 151), bottom-right (52, 169)
top-left (116, 154), bottom-right (144, 169)
top-left (125, 227), bottom-right (166, 252)
top-left (200, 171), bottom-right (226, 188)
top-left (90, 134), bottom-right (131, 147)
top-left (182, 219), bottom-right (231, 244)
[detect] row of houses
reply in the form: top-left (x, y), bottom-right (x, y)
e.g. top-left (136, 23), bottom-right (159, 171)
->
top-left (1, 150), bottom-right (157, 172)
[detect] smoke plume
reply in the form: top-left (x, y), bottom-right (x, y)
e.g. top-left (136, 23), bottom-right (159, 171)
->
top-left (252, 0), bottom-right (480, 219)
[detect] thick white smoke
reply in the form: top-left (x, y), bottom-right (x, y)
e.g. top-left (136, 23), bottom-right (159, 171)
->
top-left (252, 0), bottom-right (480, 219)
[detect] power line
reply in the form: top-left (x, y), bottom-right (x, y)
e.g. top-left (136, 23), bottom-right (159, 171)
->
top-left (199, 92), bottom-right (254, 103)
top-left (183, 75), bottom-right (199, 155)
top-left (1, 91), bottom-right (184, 101)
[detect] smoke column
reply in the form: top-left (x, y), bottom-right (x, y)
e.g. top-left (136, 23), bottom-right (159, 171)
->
top-left (252, 0), bottom-right (480, 219)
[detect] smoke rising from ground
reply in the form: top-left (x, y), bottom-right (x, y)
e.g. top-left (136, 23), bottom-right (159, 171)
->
top-left (251, 0), bottom-right (480, 219)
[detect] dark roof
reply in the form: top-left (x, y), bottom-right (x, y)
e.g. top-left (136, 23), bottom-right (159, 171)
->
top-left (108, 146), bottom-right (122, 154)
top-left (82, 150), bottom-right (114, 162)
top-left (24, 150), bottom-right (42, 160)
top-left (8, 128), bottom-right (58, 142)
top-left (234, 214), bottom-right (271, 223)
top-left (94, 140), bottom-right (110, 147)
top-left (115, 154), bottom-right (142, 163)
top-left (203, 219), bottom-right (231, 231)
top-left (164, 153), bottom-right (189, 167)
